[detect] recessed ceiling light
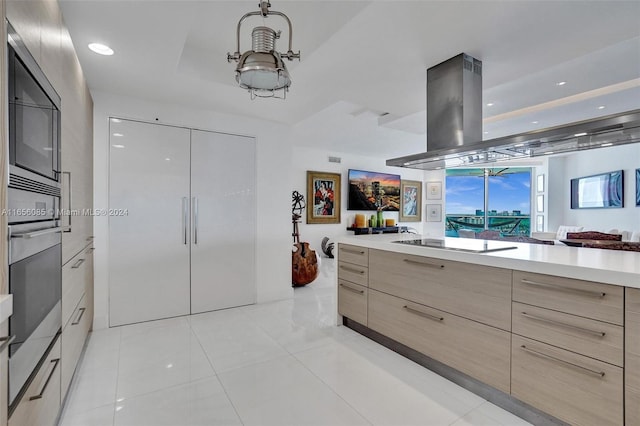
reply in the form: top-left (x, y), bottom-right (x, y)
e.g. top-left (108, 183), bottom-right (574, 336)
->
top-left (486, 103), bottom-right (494, 107)
top-left (574, 132), bottom-right (588, 137)
top-left (556, 81), bottom-right (567, 86)
top-left (532, 121), bottom-right (539, 124)
top-left (88, 43), bottom-right (114, 56)
top-left (165, 158), bottom-right (171, 161)
top-left (112, 144), bottom-right (125, 149)
top-left (598, 106), bottom-right (606, 110)
top-left (112, 133), bottom-right (123, 137)
top-left (514, 143), bottom-right (525, 147)
top-left (601, 143), bottom-right (613, 147)
top-left (545, 151), bottom-right (554, 155)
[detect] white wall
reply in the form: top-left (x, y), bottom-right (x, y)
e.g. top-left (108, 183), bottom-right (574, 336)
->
top-left (549, 144), bottom-right (640, 233)
top-left (292, 146), bottom-right (445, 253)
top-left (92, 91), bottom-right (293, 329)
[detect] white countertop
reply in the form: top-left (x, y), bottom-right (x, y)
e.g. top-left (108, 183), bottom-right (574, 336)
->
top-left (0, 294), bottom-right (13, 324)
top-left (338, 234), bottom-right (640, 288)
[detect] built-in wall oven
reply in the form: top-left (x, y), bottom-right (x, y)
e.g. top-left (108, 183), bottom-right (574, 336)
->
top-left (6, 23), bottom-right (63, 408)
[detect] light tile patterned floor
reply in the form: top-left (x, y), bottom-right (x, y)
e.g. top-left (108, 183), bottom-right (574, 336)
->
top-left (59, 259), bottom-right (531, 426)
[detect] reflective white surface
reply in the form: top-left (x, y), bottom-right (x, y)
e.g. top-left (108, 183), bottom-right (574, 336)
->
top-left (60, 260), bottom-right (530, 426)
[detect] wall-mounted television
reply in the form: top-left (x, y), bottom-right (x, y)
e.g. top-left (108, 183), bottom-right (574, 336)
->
top-left (570, 170), bottom-right (624, 209)
top-left (348, 169), bottom-right (401, 211)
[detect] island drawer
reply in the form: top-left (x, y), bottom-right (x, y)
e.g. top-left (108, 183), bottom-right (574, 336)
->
top-left (512, 302), bottom-right (623, 366)
top-left (512, 271), bottom-right (623, 325)
top-left (369, 249), bottom-right (512, 330)
top-left (338, 280), bottom-right (368, 325)
top-left (512, 335), bottom-right (623, 426)
top-left (338, 261), bottom-right (368, 287)
top-left (338, 244), bottom-right (369, 267)
top-left (368, 289), bottom-right (511, 393)
top-left (626, 288), bottom-right (640, 426)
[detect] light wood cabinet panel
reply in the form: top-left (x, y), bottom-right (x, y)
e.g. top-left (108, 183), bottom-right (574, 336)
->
top-left (338, 280), bottom-right (367, 325)
top-left (84, 245), bottom-right (95, 331)
top-left (0, 320), bottom-right (9, 426)
top-left (513, 271), bottom-right (623, 325)
top-left (337, 261), bottom-right (368, 287)
top-left (512, 302), bottom-right (623, 366)
top-left (369, 249), bottom-right (512, 330)
top-left (368, 289), bottom-right (511, 393)
top-left (8, 337), bottom-right (61, 426)
top-left (61, 293), bottom-right (91, 400)
top-left (62, 246), bottom-right (89, 329)
top-left (338, 244), bottom-right (369, 267)
top-left (627, 288), bottom-right (640, 426)
top-left (512, 335), bottom-right (623, 426)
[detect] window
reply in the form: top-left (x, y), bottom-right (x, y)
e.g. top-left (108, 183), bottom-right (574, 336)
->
top-left (445, 168), bottom-right (531, 237)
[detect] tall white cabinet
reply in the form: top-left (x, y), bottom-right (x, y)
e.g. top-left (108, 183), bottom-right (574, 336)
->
top-left (108, 119), bottom-right (256, 326)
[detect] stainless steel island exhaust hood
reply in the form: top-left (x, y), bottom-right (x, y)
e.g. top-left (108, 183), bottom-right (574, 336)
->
top-left (387, 53), bottom-right (640, 170)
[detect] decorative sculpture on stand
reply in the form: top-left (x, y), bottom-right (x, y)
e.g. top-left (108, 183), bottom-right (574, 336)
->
top-left (291, 191), bottom-right (319, 286)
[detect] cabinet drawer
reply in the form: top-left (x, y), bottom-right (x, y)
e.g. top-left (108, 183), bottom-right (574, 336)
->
top-left (337, 261), bottom-right (368, 287)
top-left (511, 335), bottom-right (623, 426)
top-left (61, 293), bottom-right (91, 399)
top-left (627, 386), bottom-right (640, 426)
top-left (62, 248), bottom-right (90, 327)
top-left (368, 289), bottom-right (511, 393)
top-left (84, 245), bottom-right (95, 331)
top-left (338, 244), bottom-right (368, 267)
top-left (9, 336), bottom-right (61, 426)
top-left (338, 280), bottom-right (367, 325)
top-left (369, 249), bottom-right (512, 330)
top-left (513, 271), bottom-right (623, 325)
top-left (512, 302), bottom-right (623, 366)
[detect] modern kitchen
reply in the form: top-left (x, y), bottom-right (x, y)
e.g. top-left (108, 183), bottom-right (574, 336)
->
top-left (0, 1), bottom-right (639, 426)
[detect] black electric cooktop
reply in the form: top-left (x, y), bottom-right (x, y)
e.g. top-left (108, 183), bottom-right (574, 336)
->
top-left (393, 238), bottom-right (518, 253)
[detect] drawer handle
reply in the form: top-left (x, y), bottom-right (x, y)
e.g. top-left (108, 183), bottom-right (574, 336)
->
top-left (342, 248), bottom-right (365, 255)
top-left (71, 258), bottom-right (86, 269)
top-left (29, 358), bottom-right (61, 401)
top-left (403, 259), bottom-right (444, 269)
top-left (521, 312), bottom-right (606, 337)
top-left (520, 279), bottom-right (605, 298)
top-left (339, 283), bottom-right (364, 294)
top-left (520, 345), bottom-right (605, 378)
top-left (72, 307), bottom-right (87, 325)
top-left (339, 265), bottom-right (365, 275)
top-left (403, 305), bottom-right (443, 322)
top-left (0, 335), bottom-right (16, 352)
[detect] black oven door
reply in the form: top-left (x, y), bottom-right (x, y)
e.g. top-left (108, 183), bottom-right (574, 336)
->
top-left (8, 235), bottom-right (61, 405)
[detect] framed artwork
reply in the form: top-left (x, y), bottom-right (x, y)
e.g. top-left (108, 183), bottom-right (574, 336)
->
top-left (426, 204), bottom-right (442, 222)
top-left (536, 215), bottom-right (544, 232)
top-left (636, 169), bottom-right (640, 206)
top-left (306, 171), bottom-right (341, 224)
top-left (399, 180), bottom-right (422, 222)
top-left (347, 169), bottom-right (400, 211)
top-left (426, 181), bottom-right (442, 200)
top-left (536, 194), bottom-right (544, 213)
top-left (537, 174), bottom-right (544, 193)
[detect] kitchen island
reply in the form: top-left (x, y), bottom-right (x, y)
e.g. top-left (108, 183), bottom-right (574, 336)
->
top-left (337, 234), bottom-right (640, 426)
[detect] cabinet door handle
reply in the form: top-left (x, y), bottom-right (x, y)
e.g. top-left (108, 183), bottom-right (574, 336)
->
top-left (403, 305), bottom-right (444, 322)
top-left (339, 265), bottom-right (365, 275)
top-left (521, 312), bottom-right (605, 337)
top-left (520, 345), bottom-right (605, 378)
top-left (403, 259), bottom-right (444, 269)
top-left (0, 335), bottom-right (15, 352)
top-left (29, 358), bottom-right (61, 400)
top-left (72, 307), bottom-right (86, 325)
top-left (342, 248), bottom-right (365, 255)
top-left (71, 258), bottom-right (86, 269)
top-left (62, 171), bottom-right (72, 233)
top-left (520, 279), bottom-right (605, 298)
top-left (339, 283), bottom-right (364, 294)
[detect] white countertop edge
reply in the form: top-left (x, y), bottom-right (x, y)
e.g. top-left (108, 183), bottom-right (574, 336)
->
top-left (338, 234), bottom-right (640, 289)
top-left (0, 294), bottom-right (13, 324)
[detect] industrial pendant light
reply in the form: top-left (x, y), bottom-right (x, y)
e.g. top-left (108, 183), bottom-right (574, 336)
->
top-left (227, 1), bottom-right (301, 99)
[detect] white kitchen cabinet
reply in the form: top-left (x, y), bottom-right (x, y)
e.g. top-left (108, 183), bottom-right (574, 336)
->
top-left (108, 119), bottom-right (256, 326)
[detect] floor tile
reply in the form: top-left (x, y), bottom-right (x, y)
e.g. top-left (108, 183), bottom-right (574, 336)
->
top-left (218, 355), bottom-right (370, 426)
top-left (59, 403), bottom-right (115, 426)
top-left (113, 377), bottom-right (241, 426)
top-left (64, 367), bottom-right (118, 415)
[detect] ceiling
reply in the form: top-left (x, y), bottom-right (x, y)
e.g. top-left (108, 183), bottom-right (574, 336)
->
top-left (59, 0), bottom-right (640, 158)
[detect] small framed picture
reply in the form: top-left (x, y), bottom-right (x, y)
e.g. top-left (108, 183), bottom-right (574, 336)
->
top-left (537, 174), bottom-right (544, 193)
top-left (536, 195), bottom-right (544, 213)
top-left (426, 204), bottom-right (442, 222)
top-left (399, 180), bottom-right (422, 222)
top-left (536, 215), bottom-right (544, 232)
top-left (426, 181), bottom-right (442, 200)
top-left (306, 171), bottom-right (341, 224)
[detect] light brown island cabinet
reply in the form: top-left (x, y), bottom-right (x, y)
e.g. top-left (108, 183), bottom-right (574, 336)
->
top-left (627, 288), bottom-right (640, 426)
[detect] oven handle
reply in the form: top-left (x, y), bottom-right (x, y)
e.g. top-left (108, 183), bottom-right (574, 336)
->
top-left (0, 335), bottom-right (15, 353)
top-left (10, 226), bottom-right (71, 239)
